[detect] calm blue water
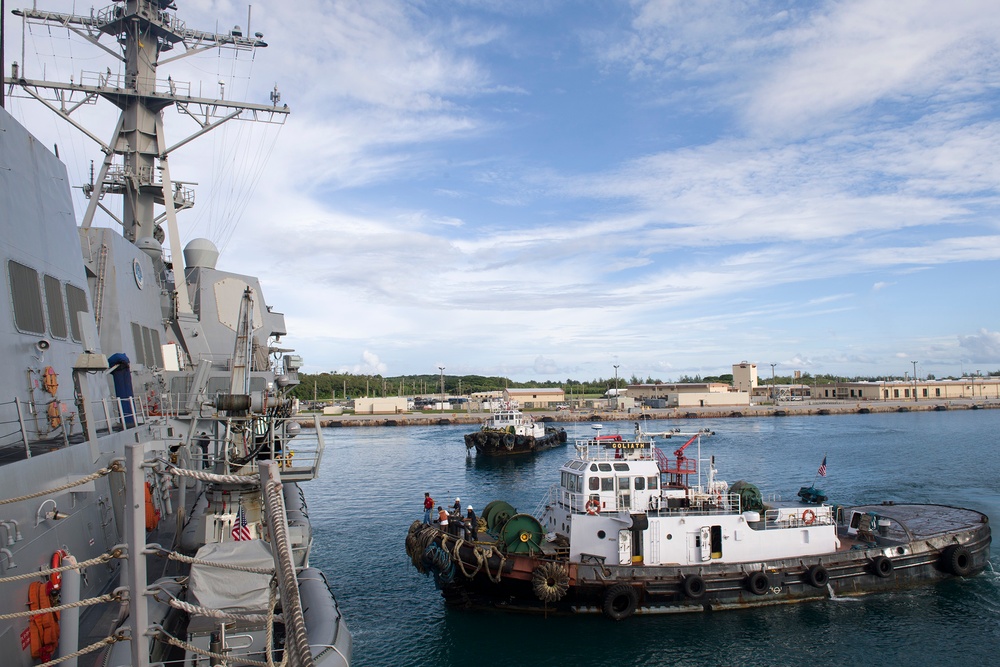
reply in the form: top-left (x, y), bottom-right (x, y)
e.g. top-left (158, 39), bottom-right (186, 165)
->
top-left (305, 411), bottom-right (1000, 666)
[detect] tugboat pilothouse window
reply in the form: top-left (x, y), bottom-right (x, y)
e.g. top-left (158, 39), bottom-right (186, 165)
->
top-left (601, 477), bottom-right (614, 492)
top-left (7, 260), bottom-right (45, 334)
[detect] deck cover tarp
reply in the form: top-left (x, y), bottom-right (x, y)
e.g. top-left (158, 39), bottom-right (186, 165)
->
top-left (188, 539), bottom-right (273, 611)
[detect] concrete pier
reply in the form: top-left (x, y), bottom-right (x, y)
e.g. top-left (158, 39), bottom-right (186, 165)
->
top-left (297, 398), bottom-right (998, 429)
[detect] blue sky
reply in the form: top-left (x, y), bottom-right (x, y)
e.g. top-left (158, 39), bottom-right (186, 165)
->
top-left (5, 0), bottom-right (1000, 381)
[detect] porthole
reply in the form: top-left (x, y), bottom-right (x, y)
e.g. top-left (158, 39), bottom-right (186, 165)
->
top-left (666, 534), bottom-right (673, 540)
top-left (597, 530), bottom-right (606, 539)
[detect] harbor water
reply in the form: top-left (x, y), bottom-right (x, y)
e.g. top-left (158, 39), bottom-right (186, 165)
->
top-left (305, 410), bottom-right (1000, 666)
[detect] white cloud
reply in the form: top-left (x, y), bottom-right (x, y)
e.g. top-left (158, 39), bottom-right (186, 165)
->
top-left (958, 330), bottom-right (1000, 364)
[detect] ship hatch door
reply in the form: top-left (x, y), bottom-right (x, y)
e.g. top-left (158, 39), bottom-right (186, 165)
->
top-left (700, 526), bottom-right (711, 561)
top-left (618, 530), bottom-right (632, 565)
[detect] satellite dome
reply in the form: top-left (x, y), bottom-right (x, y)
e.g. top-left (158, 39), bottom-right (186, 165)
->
top-left (135, 236), bottom-right (162, 262)
top-left (183, 238), bottom-right (219, 269)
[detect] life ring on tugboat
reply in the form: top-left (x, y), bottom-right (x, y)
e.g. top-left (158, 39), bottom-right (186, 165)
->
top-left (602, 583), bottom-right (638, 621)
top-left (802, 509), bottom-right (816, 525)
top-left (585, 498), bottom-right (601, 515)
top-left (48, 549), bottom-right (69, 592)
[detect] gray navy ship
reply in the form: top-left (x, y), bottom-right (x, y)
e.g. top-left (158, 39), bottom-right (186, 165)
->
top-left (1, 2), bottom-right (350, 665)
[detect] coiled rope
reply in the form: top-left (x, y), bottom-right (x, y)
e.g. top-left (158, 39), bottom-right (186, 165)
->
top-left (0, 462), bottom-right (124, 505)
top-left (0, 549), bottom-right (123, 584)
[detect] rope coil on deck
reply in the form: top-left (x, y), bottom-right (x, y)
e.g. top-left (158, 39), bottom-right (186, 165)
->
top-left (0, 462), bottom-right (124, 505)
top-left (0, 549), bottom-right (123, 584)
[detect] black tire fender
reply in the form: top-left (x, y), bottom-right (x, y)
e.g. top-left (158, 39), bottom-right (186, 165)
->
top-left (682, 574), bottom-right (706, 599)
top-left (806, 564), bottom-right (829, 588)
top-left (942, 544), bottom-right (972, 576)
top-left (746, 571), bottom-right (770, 595)
top-left (870, 555), bottom-right (893, 578)
top-left (602, 583), bottom-right (639, 621)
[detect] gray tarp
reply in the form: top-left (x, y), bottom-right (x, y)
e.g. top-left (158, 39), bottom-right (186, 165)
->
top-left (188, 539), bottom-right (274, 612)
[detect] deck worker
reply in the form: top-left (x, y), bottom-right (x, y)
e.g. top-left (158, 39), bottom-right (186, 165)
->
top-left (453, 497), bottom-right (462, 515)
top-left (437, 506), bottom-right (449, 532)
top-left (465, 506), bottom-right (478, 541)
top-left (423, 492), bottom-right (434, 524)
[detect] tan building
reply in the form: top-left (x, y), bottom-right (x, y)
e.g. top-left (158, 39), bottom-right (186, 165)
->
top-left (732, 362), bottom-right (758, 393)
top-left (503, 388), bottom-right (566, 408)
top-left (352, 397), bottom-right (409, 414)
top-left (811, 378), bottom-right (1000, 401)
top-left (626, 383), bottom-right (750, 408)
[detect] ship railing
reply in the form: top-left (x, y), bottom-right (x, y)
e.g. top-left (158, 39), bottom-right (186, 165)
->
top-left (572, 438), bottom-right (657, 462)
top-left (203, 415), bottom-right (323, 482)
top-left (761, 507), bottom-right (835, 529)
top-left (645, 491), bottom-right (742, 517)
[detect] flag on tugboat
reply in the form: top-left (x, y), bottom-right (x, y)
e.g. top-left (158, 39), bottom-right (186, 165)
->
top-left (817, 455), bottom-right (827, 477)
top-left (232, 501), bottom-right (251, 541)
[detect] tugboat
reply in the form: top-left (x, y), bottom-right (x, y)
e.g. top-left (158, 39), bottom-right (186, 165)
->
top-left (0, 2), bottom-right (350, 665)
top-left (408, 426), bottom-right (991, 618)
top-left (464, 402), bottom-right (567, 456)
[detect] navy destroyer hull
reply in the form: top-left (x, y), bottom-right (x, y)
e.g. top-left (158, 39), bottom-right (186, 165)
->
top-left (406, 504), bottom-right (991, 619)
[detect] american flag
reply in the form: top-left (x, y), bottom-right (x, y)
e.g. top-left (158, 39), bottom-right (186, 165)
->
top-left (817, 455), bottom-right (828, 477)
top-left (232, 502), bottom-right (251, 541)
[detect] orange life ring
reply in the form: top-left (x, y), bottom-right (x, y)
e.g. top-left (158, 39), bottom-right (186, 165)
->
top-left (802, 509), bottom-right (816, 525)
top-left (48, 549), bottom-right (68, 592)
top-left (42, 366), bottom-right (59, 395)
top-left (585, 499), bottom-right (601, 515)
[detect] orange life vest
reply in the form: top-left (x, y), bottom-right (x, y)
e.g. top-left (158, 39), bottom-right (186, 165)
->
top-left (28, 580), bottom-right (60, 662)
top-left (145, 481), bottom-right (161, 531)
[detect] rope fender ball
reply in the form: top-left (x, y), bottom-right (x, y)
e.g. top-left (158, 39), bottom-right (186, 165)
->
top-left (682, 574), bottom-right (706, 599)
top-left (746, 571), bottom-right (770, 595)
top-left (602, 583), bottom-right (638, 621)
top-left (532, 562), bottom-right (570, 603)
top-left (806, 564), bottom-right (829, 588)
top-left (941, 544), bottom-right (972, 577)
top-left (870, 555), bottom-right (894, 578)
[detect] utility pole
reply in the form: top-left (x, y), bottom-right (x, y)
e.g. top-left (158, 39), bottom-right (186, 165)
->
top-left (613, 364), bottom-right (620, 411)
top-left (438, 366), bottom-right (446, 407)
top-left (770, 363), bottom-right (776, 402)
top-left (912, 361), bottom-right (917, 401)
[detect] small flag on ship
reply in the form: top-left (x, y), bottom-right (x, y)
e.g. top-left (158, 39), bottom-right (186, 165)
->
top-left (232, 501), bottom-right (251, 541)
top-left (817, 455), bottom-right (827, 477)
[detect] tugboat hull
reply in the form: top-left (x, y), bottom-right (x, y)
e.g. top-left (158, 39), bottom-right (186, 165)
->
top-left (464, 428), bottom-right (568, 456)
top-left (406, 504), bottom-right (991, 618)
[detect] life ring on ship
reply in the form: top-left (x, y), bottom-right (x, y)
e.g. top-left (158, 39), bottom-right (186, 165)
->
top-left (46, 401), bottom-right (62, 429)
top-left (870, 555), bottom-right (893, 578)
top-left (585, 499), bottom-right (601, 515)
top-left (941, 545), bottom-right (972, 577)
top-left (682, 574), bottom-right (706, 599)
top-left (48, 549), bottom-right (68, 592)
top-left (746, 571), bottom-right (770, 596)
top-left (805, 564), bottom-right (829, 588)
top-left (532, 562), bottom-right (570, 603)
top-left (802, 509), bottom-right (816, 525)
top-left (602, 583), bottom-right (638, 621)
top-left (42, 366), bottom-right (59, 395)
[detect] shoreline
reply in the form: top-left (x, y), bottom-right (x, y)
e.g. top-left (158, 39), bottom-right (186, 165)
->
top-left (296, 398), bottom-right (998, 428)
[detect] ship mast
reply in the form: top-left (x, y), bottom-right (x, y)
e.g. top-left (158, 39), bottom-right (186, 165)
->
top-left (3, 0), bottom-right (288, 254)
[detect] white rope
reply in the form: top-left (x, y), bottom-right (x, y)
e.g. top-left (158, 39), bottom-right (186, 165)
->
top-left (149, 545), bottom-right (275, 574)
top-left (0, 592), bottom-right (119, 620)
top-left (0, 549), bottom-right (122, 584)
top-left (0, 462), bottom-right (123, 505)
top-left (36, 633), bottom-right (128, 667)
top-left (160, 630), bottom-right (271, 667)
top-left (164, 596), bottom-right (279, 624)
top-left (166, 466), bottom-right (259, 485)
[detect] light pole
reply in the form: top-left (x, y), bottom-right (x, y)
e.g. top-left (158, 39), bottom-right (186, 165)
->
top-left (438, 366), bottom-right (445, 406)
top-left (976, 370), bottom-right (980, 399)
top-left (770, 363), bottom-right (776, 402)
top-left (911, 361), bottom-right (917, 401)
top-left (613, 364), bottom-right (620, 411)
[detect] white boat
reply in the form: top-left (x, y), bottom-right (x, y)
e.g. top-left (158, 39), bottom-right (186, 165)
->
top-left (409, 425), bottom-right (991, 618)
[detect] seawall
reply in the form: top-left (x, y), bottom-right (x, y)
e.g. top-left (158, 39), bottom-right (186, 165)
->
top-left (297, 399), bottom-right (998, 428)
